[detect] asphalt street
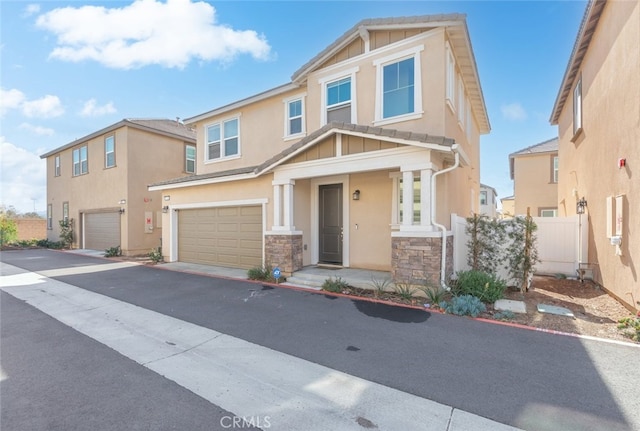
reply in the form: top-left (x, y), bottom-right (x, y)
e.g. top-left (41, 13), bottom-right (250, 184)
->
top-left (2, 249), bottom-right (639, 431)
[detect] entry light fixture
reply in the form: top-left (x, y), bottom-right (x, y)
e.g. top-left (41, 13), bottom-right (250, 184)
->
top-left (352, 189), bottom-right (360, 201)
top-left (576, 197), bottom-right (587, 214)
top-left (163, 195), bottom-right (171, 201)
top-left (162, 206), bottom-right (169, 213)
top-left (119, 199), bottom-right (126, 204)
top-left (119, 208), bottom-right (126, 215)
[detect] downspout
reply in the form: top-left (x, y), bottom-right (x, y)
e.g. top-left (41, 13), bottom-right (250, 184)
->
top-left (431, 144), bottom-right (461, 290)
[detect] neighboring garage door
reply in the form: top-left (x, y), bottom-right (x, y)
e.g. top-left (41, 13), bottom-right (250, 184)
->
top-left (85, 212), bottom-right (121, 251)
top-left (178, 206), bottom-right (262, 269)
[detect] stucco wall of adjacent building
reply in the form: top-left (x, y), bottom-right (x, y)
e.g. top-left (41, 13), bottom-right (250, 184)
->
top-left (555, 0), bottom-right (639, 310)
top-left (513, 153), bottom-right (558, 216)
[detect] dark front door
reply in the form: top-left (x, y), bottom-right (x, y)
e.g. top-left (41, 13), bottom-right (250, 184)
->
top-left (319, 184), bottom-right (343, 264)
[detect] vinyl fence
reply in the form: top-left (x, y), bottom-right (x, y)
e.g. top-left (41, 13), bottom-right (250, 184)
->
top-left (452, 214), bottom-right (588, 282)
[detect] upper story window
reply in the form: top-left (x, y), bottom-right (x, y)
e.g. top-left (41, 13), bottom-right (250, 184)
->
top-left (185, 144), bottom-right (196, 173)
top-left (54, 155), bottom-right (61, 177)
top-left (383, 57), bottom-right (415, 118)
top-left (373, 46), bottom-right (423, 126)
top-left (573, 77), bottom-right (582, 136)
top-left (552, 155), bottom-right (559, 183)
top-left (284, 95), bottom-right (306, 138)
top-left (105, 135), bottom-right (115, 168)
top-left (47, 204), bottom-right (52, 229)
top-left (446, 43), bottom-right (455, 109)
top-left (206, 118), bottom-right (239, 162)
top-left (72, 146), bottom-right (88, 176)
top-left (480, 191), bottom-right (488, 206)
top-left (327, 77), bottom-right (352, 123)
top-left (457, 74), bottom-right (465, 127)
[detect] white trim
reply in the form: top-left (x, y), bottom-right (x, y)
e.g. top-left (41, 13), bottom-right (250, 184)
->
top-left (265, 230), bottom-right (303, 236)
top-left (373, 46), bottom-right (424, 123)
top-left (283, 93), bottom-right (307, 139)
top-left (204, 115), bottom-right (241, 162)
top-left (392, 230), bottom-right (453, 238)
top-left (148, 172), bottom-right (256, 191)
top-left (336, 133), bottom-right (342, 157)
top-left (172, 198), bottom-right (268, 211)
top-left (445, 41), bottom-right (456, 109)
top-left (310, 175), bottom-right (350, 267)
top-left (319, 67), bottom-right (359, 126)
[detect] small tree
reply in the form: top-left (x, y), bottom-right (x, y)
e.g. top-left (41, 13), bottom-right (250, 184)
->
top-left (505, 211), bottom-right (539, 293)
top-left (0, 215), bottom-right (18, 247)
top-left (59, 218), bottom-right (74, 249)
top-left (465, 213), bottom-right (505, 275)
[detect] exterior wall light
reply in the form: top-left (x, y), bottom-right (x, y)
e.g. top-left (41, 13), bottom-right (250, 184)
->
top-left (352, 189), bottom-right (360, 200)
top-left (119, 208), bottom-right (126, 215)
top-left (162, 206), bottom-right (169, 213)
top-left (576, 197), bottom-right (587, 214)
top-left (164, 195), bottom-right (170, 201)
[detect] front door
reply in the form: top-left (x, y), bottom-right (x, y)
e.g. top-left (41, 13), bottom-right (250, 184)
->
top-left (319, 183), bottom-right (343, 264)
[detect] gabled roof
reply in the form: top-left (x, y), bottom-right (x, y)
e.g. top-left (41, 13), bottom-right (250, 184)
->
top-left (480, 183), bottom-right (497, 197)
top-left (509, 137), bottom-right (558, 179)
top-left (40, 118), bottom-right (196, 158)
top-left (550, 0), bottom-right (607, 124)
top-left (149, 122), bottom-right (461, 191)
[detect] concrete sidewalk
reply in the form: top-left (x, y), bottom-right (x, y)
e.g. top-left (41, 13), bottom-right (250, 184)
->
top-left (1, 261), bottom-right (522, 431)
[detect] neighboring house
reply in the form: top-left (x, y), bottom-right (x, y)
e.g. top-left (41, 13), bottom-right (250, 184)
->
top-left (41, 119), bottom-right (197, 255)
top-left (479, 183), bottom-right (498, 218)
top-left (149, 15), bottom-right (490, 285)
top-left (550, 0), bottom-right (639, 311)
top-left (500, 195), bottom-right (515, 219)
top-left (508, 138), bottom-right (559, 217)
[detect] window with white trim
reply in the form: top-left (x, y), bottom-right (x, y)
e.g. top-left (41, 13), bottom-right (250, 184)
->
top-left (466, 100), bottom-right (472, 138)
top-left (287, 98), bottom-right (304, 136)
top-left (552, 156), bottom-right (559, 183)
top-left (399, 176), bottom-right (421, 224)
top-left (326, 77), bottom-right (351, 123)
top-left (540, 209), bottom-right (557, 217)
top-left (457, 74), bottom-right (465, 126)
top-left (446, 43), bottom-right (455, 108)
top-left (185, 144), bottom-right (196, 173)
top-left (105, 135), bottom-right (115, 168)
top-left (47, 204), bottom-right (52, 229)
top-left (62, 202), bottom-right (69, 223)
top-left (573, 77), bottom-right (582, 135)
top-left (206, 118), bottom-right (239, 161)
top-left (72, 146), bottom-right (88, 176)
top-left (54, 155), bottom-right (60, 177)
top-left (480, 191), bottom-right (488, 206)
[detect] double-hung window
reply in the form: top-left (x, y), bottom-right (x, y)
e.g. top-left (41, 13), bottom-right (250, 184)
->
top-left (54, 155), bottom-right (61, 177)
top-left (326, 77), bottom-right (352, 123)
top-left (62, 202), bottom-right (69, 223)
top-left (47, 204), bottom-right (52, 229)
top-left (105, 135), bottom-right (115, 168)
top-left (185, 145), bottom-right (196, 173)
top-left (573, 77), bottom-right (582, 136)
top-left (383, 57), bottom-right (415, 119)
top-left (446, 43), bottom-right (455, 109)
top-left (73, 146), bottom-right (88, 176)
top-left (206, 118), bottom-right (239, 161)
top-left (480, 191), bottom-right (488, 206)
top-left (285, 97), bottom-right (305, 137)
top-left (374, 46), bottom-right (423, 125)
top-left (457, 74), bottom-right (465, 127)
top-left (552, 156), bottom-right (559, 183)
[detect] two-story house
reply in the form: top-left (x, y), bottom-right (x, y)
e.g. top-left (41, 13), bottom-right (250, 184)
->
top-left (149, 15), bottom-right (490, 286)
top-left (479, 183), bottom-right (498, 218)
top-left (508, 138), bottom-right (559, 217)
top-left (550, 0), bottom-right (639, 311)
top-left (41, 119), bottom-right (196, 255)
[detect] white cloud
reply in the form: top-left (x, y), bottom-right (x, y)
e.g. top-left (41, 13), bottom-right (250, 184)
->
top-left (22, 95), bottom-right (65, 118)
top-left (23, 4), bottom-right (41, 17)
top-left (0, 88), bottom-right (26, 116)
top-left (19, 122), bottom-right (55, 136)
top-left (501, 103), bottom-right (527, 121)
top-left (0, 137), bottom-right (46, 214)
top-left (35, 0), bottom-right (272, 70)
top-left (80, 98), bottom-right (117, 117)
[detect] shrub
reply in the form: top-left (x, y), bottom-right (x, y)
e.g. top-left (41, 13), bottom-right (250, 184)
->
top-left (104, 246), bottom-right (122, 257)
top-left (453, 270), bottom-right (506, 303)
top-left (466, 213), bottom-right (506, 274)
top-left (441, 295), bottom-right (486, 317)
top-left (322, 277), bottom-right (349, 293)
top-left (369, 277), bottom-right (392, 298)
top-left (617, 317), bottom-right (640, 342)
top-left (494, 310), bottom-right (515, 320)
top-left (420, 284), bottom-right (450, 307)
top-left (247, 264), bottom-right (275, 282)
top-left (0, 216), bottom-right (17, 247)
top-left (148, 247), bottom-right (163, 263)
top-left (59, 218), bottom-right (74, 248)
top-left (504, 215), bottom-right (539, 293)
top-left (393, 282), bottom-right (419, 300)
top-left (36, 238), bottom-right (64, 249)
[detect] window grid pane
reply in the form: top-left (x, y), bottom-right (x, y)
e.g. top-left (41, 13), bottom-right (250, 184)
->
top-left (383, 58), bottom-right (414, 119)
top-left (327, 78), bottom-right (351, 107)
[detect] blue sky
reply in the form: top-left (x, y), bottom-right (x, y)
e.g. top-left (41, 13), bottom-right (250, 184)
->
top-left (0, 0), bottom-right (587, 214)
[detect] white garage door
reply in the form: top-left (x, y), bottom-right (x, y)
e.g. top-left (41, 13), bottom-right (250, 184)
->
top-left (178, 206), bottom-right (262, 269)
top-left (85, 212), bottom-right (121, 251)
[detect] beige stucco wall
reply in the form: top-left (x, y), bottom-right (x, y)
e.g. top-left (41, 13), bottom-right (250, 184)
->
top-left (45, 125), bottom-right (192, 255)
top-left (501, 198), bottom-right (515, 218)
top-left (513, 152), bottom-right (558, 216)
top-left (555, 0), bottom-right (639, 310)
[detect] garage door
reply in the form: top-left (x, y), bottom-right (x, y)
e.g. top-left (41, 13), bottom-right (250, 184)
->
top-left (178, 206), bottom-right (262, 269)
top-left (85, 212), bottom-right (121, 251)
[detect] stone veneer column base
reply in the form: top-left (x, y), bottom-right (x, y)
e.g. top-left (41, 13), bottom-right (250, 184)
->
top-left (265, 234), bottom-right (303, 276)
top-left (391, 235), bottom-right (454, 285)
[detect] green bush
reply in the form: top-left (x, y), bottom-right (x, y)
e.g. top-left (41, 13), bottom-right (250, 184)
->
top-left (494, 310), bottom-right (515, 320)
top-left (452, 270), bottom-right (506, 303)
top-left (322, 277), bottom-right (349, 293)
top-left (393, 282), bottom-right (418, 300)
top-left (617, 317), bottom-right (640, 342)
top-left (104, 246), bottom-right (122, 257)
top-left (369, 277), bottom-right (392, 297)
top-left (148, 247), bottom-right (162, 263)
top-left (36, 238), bottom-right (64, 249)
top-left (420, 284), bottom-right (450, 307)
top-left (59, 218), bottom-right (74, 248)
top-left (247, 264), bottom-right (275, 282)
top-left (0, 216), bottom-right (17, 246)
top-left (441, 295), bottom-right (486, 317)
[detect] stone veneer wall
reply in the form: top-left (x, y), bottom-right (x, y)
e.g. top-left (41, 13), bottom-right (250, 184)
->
top-left (265, 234), bottom-right (303, 276)
top-left (391, 235), bottom-right (454, 285)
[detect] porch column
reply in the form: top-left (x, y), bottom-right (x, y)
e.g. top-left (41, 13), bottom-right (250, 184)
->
top-left (420, 168), bottom-right (433, 227)
top-left (283, 180), bottom-right (295, 230)
top-left (272, 182), bottom-right (282, 229)
top-left (402, 170), bottom-right (414, 227)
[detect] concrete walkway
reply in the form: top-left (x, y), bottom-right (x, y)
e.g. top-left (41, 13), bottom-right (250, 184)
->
top-left (1, 261), bottom-right (522, 431)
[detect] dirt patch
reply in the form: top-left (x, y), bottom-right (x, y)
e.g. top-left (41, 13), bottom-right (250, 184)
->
top-left (489, 275), bottom-right (638, 343)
